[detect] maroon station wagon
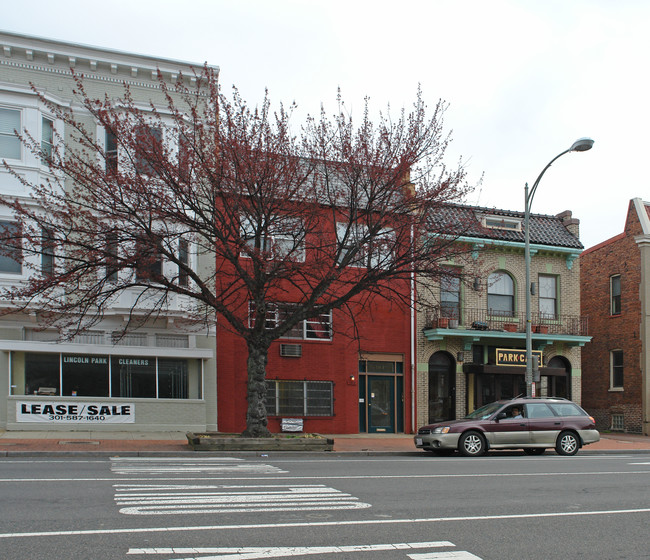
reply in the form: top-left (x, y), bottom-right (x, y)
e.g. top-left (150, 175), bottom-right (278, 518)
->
top-left (415, 397), bottom-right (600, 457)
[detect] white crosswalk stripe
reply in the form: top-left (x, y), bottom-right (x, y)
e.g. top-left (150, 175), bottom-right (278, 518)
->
top-left (114, 483), bottom-right (371, 515)
top-left (125, 541), bottom-right (481, 559)
top-left (110, 457), bottom-right (286, 475)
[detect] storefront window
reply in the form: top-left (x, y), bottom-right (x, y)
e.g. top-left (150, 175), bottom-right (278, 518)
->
top-left (158, 359), bottom-right (188, 399)
top-left (111, 357), bottom-right (156, 398)
top-left (24, 353), bottom-right (60, 395)
top-left (62, 354), bottom-right (109, 396)
top-left (12, 352), bottom-right (202, 399)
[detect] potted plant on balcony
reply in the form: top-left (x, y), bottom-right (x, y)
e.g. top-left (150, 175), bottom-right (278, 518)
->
top-left (533, 324), bottom-right (549, 334)
top-left (436, 317), bottom-right (449, 328)
top-left (503, 322), bottom-right (517, 332)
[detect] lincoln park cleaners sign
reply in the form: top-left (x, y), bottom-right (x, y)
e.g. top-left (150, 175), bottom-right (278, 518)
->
top-left (17, 402), bottom-right (135, 424)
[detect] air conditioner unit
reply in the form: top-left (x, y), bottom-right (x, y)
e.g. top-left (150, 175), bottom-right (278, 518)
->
top-left (280, 344), bottom-right (302, 357)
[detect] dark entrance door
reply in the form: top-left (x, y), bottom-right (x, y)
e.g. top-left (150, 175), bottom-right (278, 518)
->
top-left (428, 352), bottom-right (456, 423)
top-left (546, 356), bottom-right (571, 398)
top-left (367, 376), bottom-right (395, 432)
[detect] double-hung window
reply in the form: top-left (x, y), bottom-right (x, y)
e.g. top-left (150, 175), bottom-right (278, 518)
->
top-left (248, 302), bottom-right (332, 340)
top-left (105, 129), bottom-right (118, 174)
top-left (610, 350), bottom-right (624, 390)
top-left (610, 275), bottom-right (621, 316)
top-left (440, 269), bottom-right (461, 320)
top-left (0, 221), bottom-right (22, 274)
top-left (240, 214), bottom-right (305, 261)
top-left (336, 222), bottom-right (393, 268)
top-left (41, 227), bottom-right (55, 275)
top-left (178, 238), bottom-right (189, 287)
top-left (41, 117), bottom-right (54, 163)
top-left (488, 271), bottom-right (514, 316)
top-left (134, 125), bottom-right (162, 175)
top-left (538, 274), bottom-right (558, 319)
top-left (105, 231), bottom-right (119, 283)
top-left (0, 108), bottom-right (21, 160)
top-left (135, 236), bottom-right (163, 282)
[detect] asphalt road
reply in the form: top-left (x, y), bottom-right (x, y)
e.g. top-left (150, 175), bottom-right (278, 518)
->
top-left (1, 452), bottom-right (649, 559)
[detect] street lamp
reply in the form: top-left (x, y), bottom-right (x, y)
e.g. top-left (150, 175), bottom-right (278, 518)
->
top-left (524, 137), bottom-right (594, 397)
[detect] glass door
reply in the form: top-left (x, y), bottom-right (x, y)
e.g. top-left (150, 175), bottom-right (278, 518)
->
top-left (368, 376), bottom-right (394, 433)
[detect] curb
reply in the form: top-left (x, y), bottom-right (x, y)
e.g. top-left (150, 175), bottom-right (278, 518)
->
top-left (1, 449), bottom-right (648, 458)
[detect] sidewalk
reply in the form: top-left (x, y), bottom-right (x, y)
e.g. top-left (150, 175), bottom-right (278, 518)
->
top-left (1, 429), bottom-right (650, 456)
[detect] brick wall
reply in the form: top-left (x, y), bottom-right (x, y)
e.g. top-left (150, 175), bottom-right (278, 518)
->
top-left (581, 201), bottom-right (644, 432)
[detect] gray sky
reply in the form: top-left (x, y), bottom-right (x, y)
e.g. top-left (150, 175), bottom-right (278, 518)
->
top-left (4, 0), bottom-right (647, 248)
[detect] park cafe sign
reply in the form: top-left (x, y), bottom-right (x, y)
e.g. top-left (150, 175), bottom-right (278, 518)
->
top-left (496, 348), bottom-right (543, 367)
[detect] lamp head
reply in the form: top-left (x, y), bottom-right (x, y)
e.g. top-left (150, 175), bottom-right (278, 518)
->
top-left (569, 137), bottom-right (594, 152)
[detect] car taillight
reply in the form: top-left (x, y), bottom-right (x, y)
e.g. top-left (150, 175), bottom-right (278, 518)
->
top-left (589, 416), bottom-right (596, 424)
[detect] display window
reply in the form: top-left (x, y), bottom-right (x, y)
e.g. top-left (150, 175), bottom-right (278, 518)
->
top-left (11, 352), bottom-right (202, 399)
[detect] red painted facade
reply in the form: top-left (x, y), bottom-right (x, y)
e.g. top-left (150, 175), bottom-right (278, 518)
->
top-left (216, 294), bottom-right (413, 434)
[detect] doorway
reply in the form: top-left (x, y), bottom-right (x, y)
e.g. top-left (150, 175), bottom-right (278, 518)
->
top-left (367, 375), bottom-right (395, 432)
top-left (428, 352), bottom-right (456, 422)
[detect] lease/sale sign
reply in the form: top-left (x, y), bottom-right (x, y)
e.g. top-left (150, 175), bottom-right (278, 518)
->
top-left (16, 401), bottom-right (135, 423)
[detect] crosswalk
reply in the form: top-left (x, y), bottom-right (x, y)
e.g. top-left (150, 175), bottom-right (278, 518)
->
top-left (110, 457), bottom-right (286, 475)
top-left (112, 459), bottom-right (483, 558)
top-left (114, 482), bottom-right (371, 515)
top-left (126, 542), bottom-right (483, 559)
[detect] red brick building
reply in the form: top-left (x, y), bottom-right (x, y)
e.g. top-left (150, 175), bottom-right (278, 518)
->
top-left (581, 198), bottom-right (650, 434)
top-left (216, 296), bottom-right (413, 434)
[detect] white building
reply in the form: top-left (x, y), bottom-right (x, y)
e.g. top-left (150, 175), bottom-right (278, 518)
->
top-left (0, 31), bottom-right (218, 432)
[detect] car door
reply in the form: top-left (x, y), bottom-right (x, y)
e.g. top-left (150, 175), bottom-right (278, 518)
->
top-left (488, 406), bottom-right (530, 446)
top-left (525, 402), bottom-right (562, 445)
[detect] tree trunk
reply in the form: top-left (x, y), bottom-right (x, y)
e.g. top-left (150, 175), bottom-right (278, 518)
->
top-left (242, 340), bottom-right (272, 438)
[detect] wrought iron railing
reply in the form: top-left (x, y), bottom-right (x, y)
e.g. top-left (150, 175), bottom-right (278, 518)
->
top-left (426, 307), bottom-right (588, 336)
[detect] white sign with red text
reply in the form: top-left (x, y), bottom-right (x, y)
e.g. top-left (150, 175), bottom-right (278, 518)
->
top-left (16, 401), bottom-right (135, 423)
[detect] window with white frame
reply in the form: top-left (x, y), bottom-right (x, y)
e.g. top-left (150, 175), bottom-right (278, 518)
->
top-left (336, 222), bottom-right (393, 268)
top-left (0, 221), bottom-right (22, 274)
top-left (265, 379), bottom-right (333, 416)
top-left (105, 129), bottom-right (118, 174)
top-left (41, 116), bottom-right (54, 163)
top-left (481, 214), bottom-right (522, 232)
top-left (440, 268), bottom-right (461, 320)
top-left (248, 301), bottom-right (332, 340)
top-left (134, 124), bottom-right (162, 175)
top-left (240, 214), bottom-right (305, 261)
top-left (135, 236), bottom-right (163, 282)
top-left (105, 231), bottom-right (119, 283)
top-left (610, 274), bottom-right (621, 316)
top-left (487, 271), bottom-right (514, 316)
top-left (41, 227), bottom-right (55, 275)
top-left (610, 350), bottom-right (624, 390)
top-left (178, 238), bottom-right (189, 286)
top-left (0, 107), bottom-right (21, 160)
top-left (538, 274), bottom-right (558, 319)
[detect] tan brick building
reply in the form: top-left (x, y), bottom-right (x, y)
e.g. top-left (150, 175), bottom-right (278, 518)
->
top-left (416, 204), bottom-right (589, 429)
top-left (580, 198), bottom-right (650, 434)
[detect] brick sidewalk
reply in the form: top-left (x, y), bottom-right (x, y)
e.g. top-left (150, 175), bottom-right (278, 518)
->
top-left (0, 430), bottom-right (649, 455)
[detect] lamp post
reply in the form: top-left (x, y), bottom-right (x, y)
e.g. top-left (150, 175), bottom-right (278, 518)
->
top-left (524, 137), bottom-right (594, 397)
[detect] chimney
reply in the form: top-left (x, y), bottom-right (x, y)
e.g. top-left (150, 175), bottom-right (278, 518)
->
top-left (556, 210), bottom-right (580, 239)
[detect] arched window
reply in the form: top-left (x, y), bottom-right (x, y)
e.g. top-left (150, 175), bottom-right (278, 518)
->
top-left (488, 271), bottom-right (514, 316)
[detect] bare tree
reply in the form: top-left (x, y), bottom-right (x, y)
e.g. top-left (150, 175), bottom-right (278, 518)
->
top-left (1, 67), bottom-right (475, 436)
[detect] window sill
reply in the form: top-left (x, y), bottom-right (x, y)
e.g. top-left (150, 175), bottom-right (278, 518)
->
top-left (608, 387), bottom-right (624, 392)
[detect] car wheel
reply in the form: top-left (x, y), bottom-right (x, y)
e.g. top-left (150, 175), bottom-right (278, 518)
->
top-left (459, 431), bottom-right (486, 457)
top-left (523, 448), bottom-right (545, 455)
top-left (556, 431), bottom-right (580, 456)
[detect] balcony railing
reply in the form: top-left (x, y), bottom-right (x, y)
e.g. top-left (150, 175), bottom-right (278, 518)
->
top-left (426, 307), bottom-right (588, 337)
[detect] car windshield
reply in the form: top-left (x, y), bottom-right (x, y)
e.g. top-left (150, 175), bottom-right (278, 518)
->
top-left (465, 401), bottom-right (503, 420)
